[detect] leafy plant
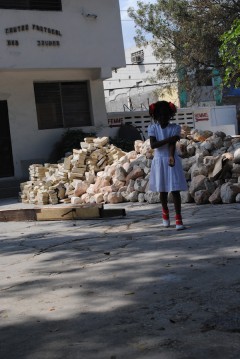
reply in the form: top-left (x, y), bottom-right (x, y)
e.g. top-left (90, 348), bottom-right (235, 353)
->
top-left (219, 19), bottom-right (240, 88)
top-left (49, 129), bottom-right (136, 163)
top-left (128, 0), bottom-right (240, 101)
top-left (109, 137), bottom-right (135, 152)
top-left (49, 129), bottom-right (96, 162)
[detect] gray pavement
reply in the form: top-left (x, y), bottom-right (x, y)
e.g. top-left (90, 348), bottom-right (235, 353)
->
top-left (0, 198), bottom-right (240, 359)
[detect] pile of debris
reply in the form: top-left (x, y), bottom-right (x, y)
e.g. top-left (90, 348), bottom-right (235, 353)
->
top-left (20, 129), bottom-right (240, 205)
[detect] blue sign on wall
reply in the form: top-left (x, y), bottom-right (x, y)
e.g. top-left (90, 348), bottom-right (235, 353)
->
top-left (223, 86), bottom-right (240, 97)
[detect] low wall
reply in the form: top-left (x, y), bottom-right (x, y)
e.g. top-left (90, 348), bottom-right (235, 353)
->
top-left (107, 105), bottom-right (237, 139)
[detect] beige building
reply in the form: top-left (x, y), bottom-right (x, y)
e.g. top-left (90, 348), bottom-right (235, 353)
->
top-left (0, 0), bottom-right (125, 181)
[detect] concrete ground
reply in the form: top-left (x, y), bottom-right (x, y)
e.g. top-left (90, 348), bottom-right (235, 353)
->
top-left (0, 198), bottom-right (240, 359)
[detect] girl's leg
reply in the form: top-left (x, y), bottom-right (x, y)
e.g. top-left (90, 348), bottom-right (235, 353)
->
top-left (171, 190), bottom-right (181, 215)
top-left (160, 192), bottom-right (170, 227)
top-left (171, 191), bottom-right (185, 230)
top-left (160, 192), bottom-right (168, 211)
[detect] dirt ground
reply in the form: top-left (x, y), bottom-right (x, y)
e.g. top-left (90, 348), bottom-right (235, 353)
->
top-left (0, 199), bottom-right (240, 359)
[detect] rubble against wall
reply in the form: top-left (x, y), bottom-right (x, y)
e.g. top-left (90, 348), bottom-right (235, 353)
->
top-left (20, 129), bottom-right (240, 206)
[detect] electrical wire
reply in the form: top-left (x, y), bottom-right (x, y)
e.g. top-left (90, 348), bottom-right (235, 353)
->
top-left (124, 62), bottom-right (173, 65)
top-left (104, 81), bottom-right (177, 91)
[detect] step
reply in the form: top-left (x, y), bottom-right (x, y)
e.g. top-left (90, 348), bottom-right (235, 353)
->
top-left (0, 179), bottom-right (22, 199)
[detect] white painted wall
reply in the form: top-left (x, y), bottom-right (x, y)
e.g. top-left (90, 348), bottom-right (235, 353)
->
top-left (0, 0), bottom-right (125, 77)
top-left (194, 106), bottom-right (237, 135)
top-left (104, 44), bottom-right (179, 112)
top-left (106, 106), bottom-right (238, 141)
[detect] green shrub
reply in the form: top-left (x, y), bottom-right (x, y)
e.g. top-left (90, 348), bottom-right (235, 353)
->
top-left (49, 129), bottom-right (136, 163)
top-left (49, 129), bottom-right (95, 162)
top-left (109, 137), bottom-right (135, 152)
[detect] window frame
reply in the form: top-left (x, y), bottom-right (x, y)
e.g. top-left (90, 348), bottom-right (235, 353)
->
top-left (0, 0), bottom-right (62, 11)
top-left (131, 50), bottom-right (144, 64)
top-left (34, 81), bottom-right (92, 130)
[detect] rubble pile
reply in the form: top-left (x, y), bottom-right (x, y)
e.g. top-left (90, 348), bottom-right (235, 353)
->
top-left (20, 129), bottom-right (240, 206)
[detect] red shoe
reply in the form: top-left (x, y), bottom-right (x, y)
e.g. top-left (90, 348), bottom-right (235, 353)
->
top-left (175, 214), bottom-right (186, 230)
top-left (162, 209), bottom-right (170, 227)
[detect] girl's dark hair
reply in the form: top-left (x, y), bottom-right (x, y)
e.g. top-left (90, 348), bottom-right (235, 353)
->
top-left (149, 101), bottom-right (176, 122)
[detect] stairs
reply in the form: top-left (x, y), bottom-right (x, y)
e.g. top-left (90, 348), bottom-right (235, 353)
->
top-left (0, 178), bottom-right (23, 199)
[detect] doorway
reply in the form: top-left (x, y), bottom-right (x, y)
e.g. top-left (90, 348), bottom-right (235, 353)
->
top-left (0, 101), bottom-right (14, 177)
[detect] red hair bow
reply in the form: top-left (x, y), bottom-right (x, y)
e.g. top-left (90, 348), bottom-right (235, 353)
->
top-left (149, 103), bottom-right (156, 116)
top-left (169, 102), bottom-right (177, 114)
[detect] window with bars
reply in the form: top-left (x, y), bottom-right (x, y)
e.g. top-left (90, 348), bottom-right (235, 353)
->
top-left (131, 50), bottom-right (144, 64)
top-left (0, 0), bottom-right (62, 11)
top-left (34, 82), bottom-right (92, 130)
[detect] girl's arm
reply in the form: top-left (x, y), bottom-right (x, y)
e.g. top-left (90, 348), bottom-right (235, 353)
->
top-left (168, 143), bottom-right (176, 167)
top-left (150, 135), bottom-right (180, 149)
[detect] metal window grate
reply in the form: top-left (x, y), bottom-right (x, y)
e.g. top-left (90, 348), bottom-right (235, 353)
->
top-left (61, 82), bottom-right (92, 128)
top-left (34, 82), bottom-right (63, 129)
top-left (34, 82), bottom-right (92, 130)
top-left (131, 50), bottom-right (144, 64)
top-left (0, 0), bottom-right (62, 11)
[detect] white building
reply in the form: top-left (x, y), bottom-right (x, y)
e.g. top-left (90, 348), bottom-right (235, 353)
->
top-left (0, 0), bottom-right (125, 181)
top-left (104, 44), bottom-right (179, 113)
top-left (104, 44), bottom-right (224, 113)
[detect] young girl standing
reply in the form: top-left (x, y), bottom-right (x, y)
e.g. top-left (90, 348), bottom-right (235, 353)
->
top-left (148, 101), bottom-right (188, 230)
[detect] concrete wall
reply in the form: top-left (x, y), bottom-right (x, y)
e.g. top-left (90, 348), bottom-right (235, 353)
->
top-left (104, 44), bottom-right (179, 112)
top-left (194, 106), bottom-right (237, 136)
top-left (107, 106), bottom-right (238, 141)
top-left (0, 0), bottom-right (125, 77)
